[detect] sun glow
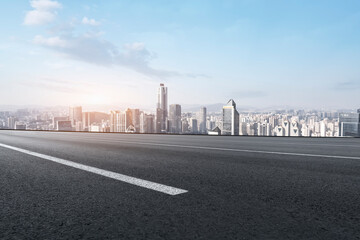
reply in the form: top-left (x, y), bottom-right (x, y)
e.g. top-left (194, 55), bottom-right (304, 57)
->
top-left (83, 94), bottom-right (110, 105)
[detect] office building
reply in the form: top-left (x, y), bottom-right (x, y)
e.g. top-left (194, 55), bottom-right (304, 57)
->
top-left (57, 120), bottom-right (73, 131)
top-left (169, 104), bottom-right (182, 134)
top-left (83, 112), bottom-right (110, 131)
top-left (290, 121), bottom-right (300, 136)
top-left (274, 125), bottom-right (284, 136)
top-left (190, 118), bottom-right (198, 134)
top-left (222, 99), bottom-right (239, 135)
top-left (140, 113), bottom-right (155, 133)
top-left (182, 119), bottom-right (189, 133)
top-left (339, 111), bottom-right (360, 137)
top-left (156, 83), bottom-right (168, 133)
top-left (110, 110), bottom-right (120, 132)
top-left (69, 106), bottom-right (82, 126)
top-left (283, 120), bottom-right (290, 136)
top-left (14, 122), bottom-right (26, 130)
top-left (198, 107), bottom-right (207, 134)
top-left (7, 117), bottom-right (16, 129)
top-left (52, 116), bottom-right (68, 130)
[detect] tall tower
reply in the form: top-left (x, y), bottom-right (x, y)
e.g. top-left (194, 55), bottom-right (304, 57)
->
top-left (222, 99), bottom-right (239, 135)
top-left (156, 83), bottom-right (168, 133)
top-left (198, 107), bottom-right (207, 134)
top-left (169, 104), bottom-right (182, 133)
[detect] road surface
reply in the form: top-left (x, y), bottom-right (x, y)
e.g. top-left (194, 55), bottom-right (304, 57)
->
top-left (0, 130), bottom-right (360, 239)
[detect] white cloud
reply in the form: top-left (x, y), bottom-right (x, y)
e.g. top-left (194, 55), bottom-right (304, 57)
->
top-left (82, 17), bottom-right (101, 26)
top-left (33, 35), bottom-right (69, 48)
top-left (124, 42), bottom-right (145, 51)
top-left (24, 0), bottom-right (62, 25)
top-left (32, 32), bottom-right (179, 78)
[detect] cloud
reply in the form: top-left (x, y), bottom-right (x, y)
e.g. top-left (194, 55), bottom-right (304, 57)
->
top-left (26, 1), bottom-right (208, 80)
top-left (33, 34), bottom-right (181, 78)
top-left (33, 35), bottom-right (69, 47)
top-left (335, 81), bottom-right (360, 90)
top-left (24, 0), bottom-right (62, 25)
top-left (82, 17), bottom-right (101, 26)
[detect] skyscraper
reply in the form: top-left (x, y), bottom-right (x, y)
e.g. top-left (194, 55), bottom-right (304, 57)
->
top-left (222, 99), bottom-right (239, 135)
top-left (110, 110), bottom-right (126, 132)
top-left (129, 108), bottom-right (141, 132)
top-left (198, 107), bottom-right (207, 134)
top-left (140, 113), bottom-right (155, 133)
top-left (69, 106), bottom-right (82, 127)
top-left (190, 118), bottom-right (198, 134)
top-left (156, 83), bottom-right (168, 133)
top-left (110, 110), bottom-right (120, 132)
top-left (169, 104), bottom-right (182, 133)
top-left (124, 108), bottom-right (139, 133)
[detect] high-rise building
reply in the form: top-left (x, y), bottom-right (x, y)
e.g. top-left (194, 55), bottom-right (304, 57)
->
top-left (301, 125), bottom-right (311, 137)
top-left (282, 120), bottom-right (290, 136)
top-left (83, 112), bottom-right (109, 131)
top-left (124, 108), bottom-right (140, 133)
top-left (110, 110), bottom-right (126, 132)
top-left (110, 110), bottom-right (120, 132)
top-left (290, 121), bottom-right (300, 136)
top-left (339, 112), bottom-right (360, 137)
top-left (274, 125), bottom-right (284, 136)
top-left (140, 113), bottom-right (155, 133)
top-left (131, 109), bottom-right (141, 132)
top-left (110, 109), bottom-right (140, 133)
top-left (222, 99), bottom-right (239, 135)
top-left (190, 118), bottom-right (198, 134)
top-left (7, 117), bottom-right (16, 129)
top-left (156, 83), bottom-right (168, 133)
top-left (239, 122), bottom-right (247, 135)
top-left (69, 106), bottom-right (82, 127)
top-left (258, 123), bottom-right (271, 136)
top-left (169, 104), bottom-right (182, 134)
top-left (182, 119), bottom-right (189, 133)
top-left (198, 107), bottom-right (207, 134)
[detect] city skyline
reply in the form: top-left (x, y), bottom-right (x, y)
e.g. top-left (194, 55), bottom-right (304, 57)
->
top-left (1, 83), bottom-right (359, 137)
top-left (1, 2), bottom-right (360, 238)
top-left (1, 0), bottom-right (360, 109)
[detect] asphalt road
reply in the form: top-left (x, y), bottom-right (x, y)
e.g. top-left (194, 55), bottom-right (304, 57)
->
top-left (0, 130), bottom-right (360, 239)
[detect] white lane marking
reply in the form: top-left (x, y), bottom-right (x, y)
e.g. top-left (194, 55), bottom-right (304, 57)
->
top-left (0, 143), bottom-right (188, 196)
top-left (49, 136), bottom-right (360, 160)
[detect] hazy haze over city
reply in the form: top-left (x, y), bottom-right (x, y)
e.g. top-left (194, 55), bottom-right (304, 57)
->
top-left (0, 0), bottom-right (360, 109)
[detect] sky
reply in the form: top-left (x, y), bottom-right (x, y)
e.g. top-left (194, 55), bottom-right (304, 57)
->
top-left (0, 0), bottom-right (360, 110)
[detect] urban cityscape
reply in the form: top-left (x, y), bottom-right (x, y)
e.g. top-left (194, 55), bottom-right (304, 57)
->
top-left (0, 83), bottom-right (359, 137)
top-left (2, 1), bottom-right (360, 239)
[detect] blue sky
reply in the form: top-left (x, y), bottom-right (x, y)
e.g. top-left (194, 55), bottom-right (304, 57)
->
top-left (0, 0), bottom-right (360, 109)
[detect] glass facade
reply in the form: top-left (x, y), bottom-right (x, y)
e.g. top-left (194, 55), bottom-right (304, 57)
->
top-left (339, 113), bottom-right (360, 137)
top-left (222, 99), bottom-right (239, 135)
